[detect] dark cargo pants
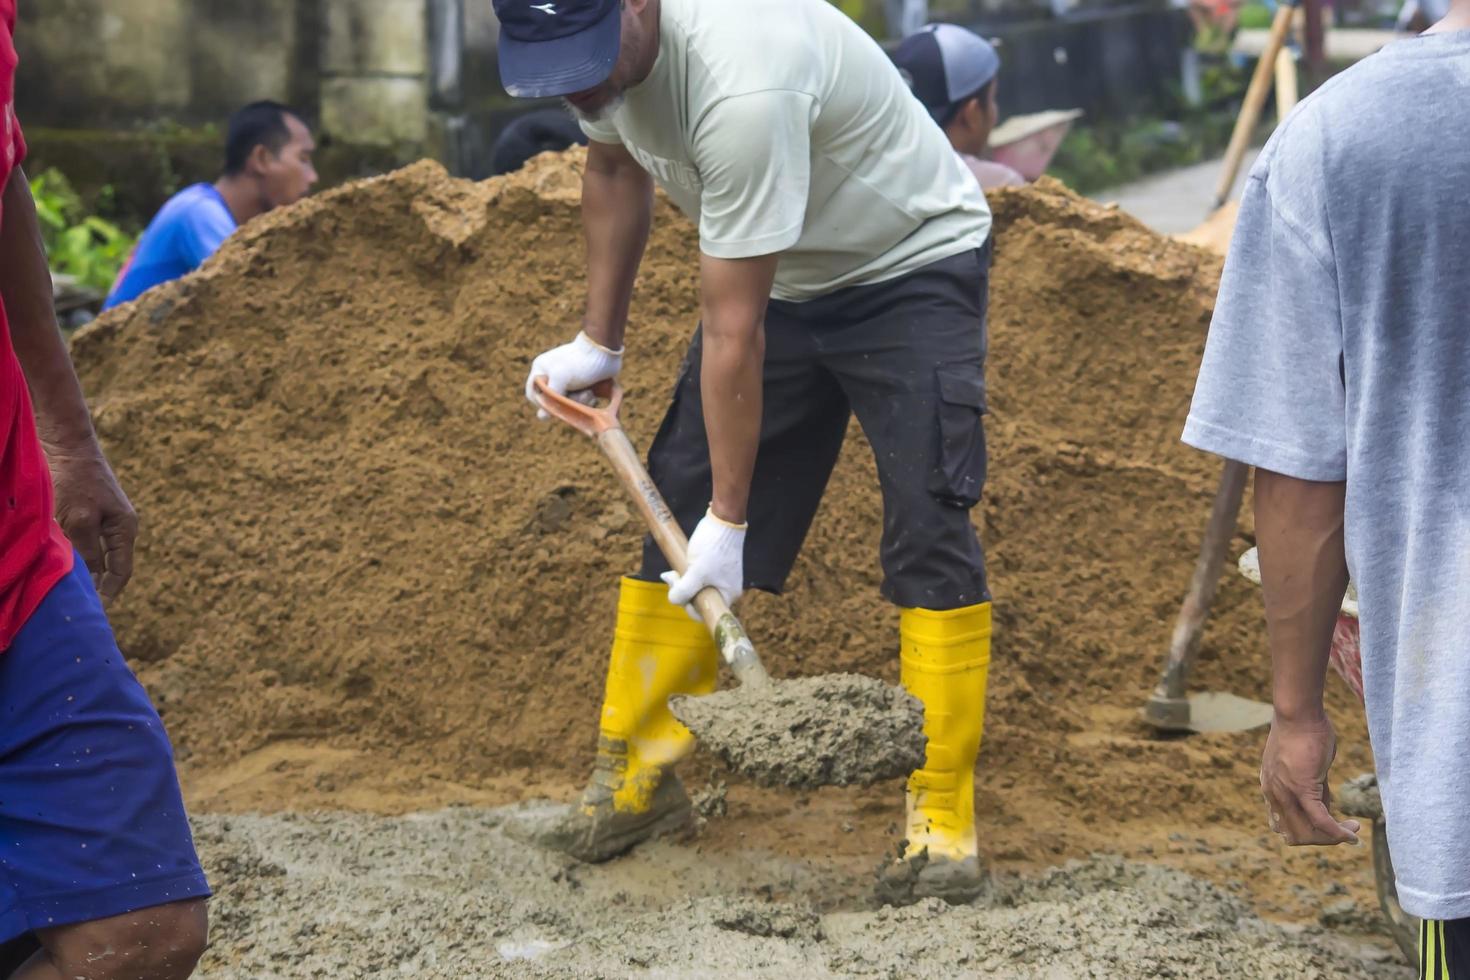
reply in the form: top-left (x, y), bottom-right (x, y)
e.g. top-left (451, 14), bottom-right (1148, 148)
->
top-left (636, 244), bottom-right (991, 611)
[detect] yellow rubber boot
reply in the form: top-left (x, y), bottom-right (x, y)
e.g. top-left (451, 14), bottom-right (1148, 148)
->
top-left (531, 577), bottom-right (718, 862)
top-left (879, 602), bottom-right (992, 905)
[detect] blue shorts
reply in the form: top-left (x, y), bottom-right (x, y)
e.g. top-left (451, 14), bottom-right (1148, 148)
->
top-left (0, 558), bottom-right (209, 945)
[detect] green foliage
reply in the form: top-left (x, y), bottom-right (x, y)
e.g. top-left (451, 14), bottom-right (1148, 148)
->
top-left (1046, 58), bottom-right (1252, 194)
top-left (1238, 3), bottom-right (1275, 29)
top-left (1191, 17), bottom-right (1235, 54)
top-left (1048, 114), bottom-right (1234, 193)
top-left (29, 168), bottom-right (136, 293)
top-left (827, 0), bottom-right (887, 37)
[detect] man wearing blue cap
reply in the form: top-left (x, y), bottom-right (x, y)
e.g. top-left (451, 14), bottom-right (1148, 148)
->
top-left (502, 0), bottom-right (995, 904)
top-left (892, 24), bottom-right (1025, 191)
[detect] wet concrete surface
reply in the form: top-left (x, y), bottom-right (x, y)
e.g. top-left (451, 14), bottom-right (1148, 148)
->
top-left (193, 806), bottom-right (1410, 979)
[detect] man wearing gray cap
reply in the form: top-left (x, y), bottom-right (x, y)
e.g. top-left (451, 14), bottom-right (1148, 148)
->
top-left (892, 24), bottom-right (1025, 190)
top-left (495, 0), bottom-right (997, 905)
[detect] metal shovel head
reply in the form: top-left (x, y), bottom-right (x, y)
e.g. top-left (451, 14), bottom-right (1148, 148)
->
top-left (1146, 690), bottom-right (1273, 734)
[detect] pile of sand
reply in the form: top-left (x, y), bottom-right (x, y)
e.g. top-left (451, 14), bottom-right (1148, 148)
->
top-left (71, 152), bottom-right (1378, 925)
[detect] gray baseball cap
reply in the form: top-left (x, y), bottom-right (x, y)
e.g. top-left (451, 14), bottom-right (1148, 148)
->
top-left (891, 24), bottom-right (1001, 125)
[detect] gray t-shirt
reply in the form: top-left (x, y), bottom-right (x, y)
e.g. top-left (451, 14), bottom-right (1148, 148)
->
top-left (1183, 31), bottom-right (1470, 920)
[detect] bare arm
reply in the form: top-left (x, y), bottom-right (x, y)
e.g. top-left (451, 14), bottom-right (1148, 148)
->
top-left (1256, 468), bottom-right (1349, 722)
top-left (1, 168), bottom-right (95, 450)
top-left (698, 252), bottom-right (777, 525)
top-left (581, 140), bottom-right (654, 351)
top-left (1255, 467), bottom-right (1358, 845)
top-left (0, 167), bottom-right (137, 599)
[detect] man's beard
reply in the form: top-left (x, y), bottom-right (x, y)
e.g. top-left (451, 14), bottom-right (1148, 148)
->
top-left (563, 92), bottom-right (625, 123)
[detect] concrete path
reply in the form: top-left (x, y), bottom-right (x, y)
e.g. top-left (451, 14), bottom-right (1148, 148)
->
top-left (1092, 149), bottom-right (1260, 235)
top-left (1234, 27), bottom-right (1400, 61)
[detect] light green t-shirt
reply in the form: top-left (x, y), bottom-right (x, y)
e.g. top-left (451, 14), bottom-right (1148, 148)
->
top-left (579, 0), bottom-right (991, 302)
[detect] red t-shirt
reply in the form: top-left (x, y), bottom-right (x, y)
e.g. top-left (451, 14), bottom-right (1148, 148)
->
top-left (0, 0), bottom-right (76, 651)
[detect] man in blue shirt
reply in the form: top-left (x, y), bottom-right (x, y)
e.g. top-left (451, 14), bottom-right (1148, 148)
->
top-left (104, 102), bottom-right (316, 310)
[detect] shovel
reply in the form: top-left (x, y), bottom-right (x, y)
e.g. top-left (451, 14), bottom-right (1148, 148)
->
top-left (1179, 7), bottom-right (1298, 252)
top-left (1143, 460), bottom-right (1272, 734)
top-left (534, 378), bottom-right (768, 685)
top-left (533, 377), bottom-right (925, 788)
top-left (1212, 1), bottom-right (1298, 208)
top-left (1146, 11), bottom-right (1301, 734)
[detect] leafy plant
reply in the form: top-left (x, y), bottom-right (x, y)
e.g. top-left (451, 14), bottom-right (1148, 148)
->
top-left (1238, 3), bottom-right (1275, 29)
top-left (1045, 57), bottom-right (1251, 194)
top-left (1047, 111), bottom-right (1241, 193)
top-left (29, 168), bottom-right (136, 293)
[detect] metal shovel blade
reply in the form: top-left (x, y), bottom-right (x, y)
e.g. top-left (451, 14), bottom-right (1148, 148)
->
top-left (1144, 690), bottom-right (1273, 734)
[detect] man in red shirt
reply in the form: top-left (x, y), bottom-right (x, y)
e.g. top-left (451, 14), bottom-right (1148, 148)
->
top-left (0, 6), bottom-right (210, 979)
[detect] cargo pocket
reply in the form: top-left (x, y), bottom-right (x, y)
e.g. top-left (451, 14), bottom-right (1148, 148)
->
top-left (928, 364), bottom-right (988, 509)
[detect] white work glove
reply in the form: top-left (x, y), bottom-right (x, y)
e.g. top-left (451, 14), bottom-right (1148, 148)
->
top-left (524, 331), bottom-right (624, 420)
top-left (661, 509), bottom-right (747, 620)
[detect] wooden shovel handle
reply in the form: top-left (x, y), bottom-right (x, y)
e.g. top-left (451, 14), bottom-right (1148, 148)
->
top-left (533, 377), bottom-right (771, 686)
top-left (1155, 458), bottom-right (1250, 700)
top-left (1274, 47), bottom-right (1299, 120)
top-left (1214, 3), bottom-right (1296, 207)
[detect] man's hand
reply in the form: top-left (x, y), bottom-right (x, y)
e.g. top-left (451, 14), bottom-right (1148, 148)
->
top-left (46, 444), bottom-right (138, 603)
top-left (1260, 714), bottom-right (1360, 845)
top-left (661, 509), bottom-right (746, 618)
top-left (524, 331), bottom-right (623, 419)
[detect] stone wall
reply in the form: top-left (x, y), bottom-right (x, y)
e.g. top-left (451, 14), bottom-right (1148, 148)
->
top-left (321, 0), bottom-right (430, 144)
top-left (15, 0), bottom-right (433, 149)
top-left (17, 1), bottom-right (305, 127)
top-left (16, 0), bottom-right (1099, 152)
top-left (14, 0), bottom-right (1184, 200)
top-left (12, 0), bottom-right (437, 222)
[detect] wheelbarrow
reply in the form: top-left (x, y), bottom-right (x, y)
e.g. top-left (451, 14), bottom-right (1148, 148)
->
top-left (987, 109), bottom-right (1083, 181)
top-left (1237, 548), bottom-right (1417, 965)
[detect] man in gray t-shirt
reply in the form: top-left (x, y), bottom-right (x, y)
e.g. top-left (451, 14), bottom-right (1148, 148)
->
top-left (1183, 12), bottom-right (1470, 962)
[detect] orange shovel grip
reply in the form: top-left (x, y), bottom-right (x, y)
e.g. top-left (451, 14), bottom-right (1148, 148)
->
top-left (532, 377), bottom-right (624, 437)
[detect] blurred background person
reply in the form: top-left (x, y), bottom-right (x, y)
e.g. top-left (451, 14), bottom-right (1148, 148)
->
top-left (486, 108), bottom-right (589, 178)
top-left (892, 25), bottom-right (1026, 190)
top-left (103, 102), bottom-right (316, 311)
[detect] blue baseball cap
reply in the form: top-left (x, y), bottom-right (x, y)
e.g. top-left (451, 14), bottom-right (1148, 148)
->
top-left (891, 24), bottom-right (1001, 125)
top-left (493, 0), bottom-right (622, 99)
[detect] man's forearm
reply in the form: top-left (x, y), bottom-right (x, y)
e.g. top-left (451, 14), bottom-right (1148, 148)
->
top-left (701, 319), bottom-right (763, 525)
top-left (0, 167), bottom-right (99, 453)
top-left (1254, 468), bottom-right (1349, 723)
top-left (581, 146), bottom-right (653, 351)
top-left (698, 253), bottom-right (778, 526)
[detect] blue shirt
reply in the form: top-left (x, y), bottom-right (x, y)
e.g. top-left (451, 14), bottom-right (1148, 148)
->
top-left (103, 183), bottom-right (236, 309)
